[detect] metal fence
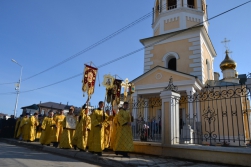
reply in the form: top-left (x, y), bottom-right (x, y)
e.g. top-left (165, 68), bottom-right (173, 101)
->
top-left (173, 84), bottom-right (251, 147)
top-left (98, 98), bottom-right (162, 142)
top-left (129, 98), bottom-right (162, 142)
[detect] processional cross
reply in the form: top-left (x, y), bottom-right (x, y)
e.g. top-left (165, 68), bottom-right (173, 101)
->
top-left (121, 78), bottom-right (131, 100)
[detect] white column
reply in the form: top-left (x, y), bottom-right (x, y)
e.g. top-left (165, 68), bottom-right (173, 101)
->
top-left (186, 87), bottom-right (196, 128)
top-left (183, 0), bottom-right (187, 7)
top-left (162, 0), bottom-right (167, 12)
top-left (177, 0), bottom-right (182, 8)
top-left (197, 0), bottom-right (202, 10)
top-left (160, 90), bottom-right (180, 146)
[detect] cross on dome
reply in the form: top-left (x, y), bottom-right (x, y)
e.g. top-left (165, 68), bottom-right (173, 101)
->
top-left (221, 38), bottom-right (230, 50)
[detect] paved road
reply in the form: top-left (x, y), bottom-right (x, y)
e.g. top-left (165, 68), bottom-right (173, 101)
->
top-left (0, 140), bottom-right (233, 167)
top-left (0, 142), bottom-right (101, 167)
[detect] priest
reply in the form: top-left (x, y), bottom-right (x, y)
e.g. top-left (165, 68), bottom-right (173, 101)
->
top-left (39, 111), bottom-right (57, 146)
top-left (88, 101), bottom-right (108, 156)
top-left (114, 102), bottom-right (134, 157)
top-left (72, 104), bottom-right (91, 151)
top-left (19, 113), bottom-right (35, 142)
top-left (59, 106), bottom-right (77, 149)
top-left (53, 109), bottom-right (65, 147)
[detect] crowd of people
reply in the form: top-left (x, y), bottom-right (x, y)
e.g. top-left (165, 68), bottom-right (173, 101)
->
top-left (0, 101), bottom-right (134, 157)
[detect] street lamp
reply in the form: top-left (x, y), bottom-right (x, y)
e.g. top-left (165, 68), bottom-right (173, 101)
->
top-left (11, 59), bottom-right (23, 118)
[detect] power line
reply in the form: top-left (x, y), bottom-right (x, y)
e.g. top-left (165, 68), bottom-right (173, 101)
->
top-left (0, 3), bottom-right (162, 85)
top-left (0, 81), bottom-right (17, 85)
top-left (0, 1), bottom-right (250, 95)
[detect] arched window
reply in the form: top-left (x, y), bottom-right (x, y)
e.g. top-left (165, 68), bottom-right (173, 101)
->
top-left (162, 52), bottom-right (179, 71)
top-left (168, 58), bottom-right (176, 70)
top-left (167, 0), bottom-right (177, 10)
top-left (187, 0), bottom-right (195, 8)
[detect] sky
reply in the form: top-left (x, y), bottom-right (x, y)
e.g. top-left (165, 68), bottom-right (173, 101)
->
top-left (0, 0), bottom-right (251, 117)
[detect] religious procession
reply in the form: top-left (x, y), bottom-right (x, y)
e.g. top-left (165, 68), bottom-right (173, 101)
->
top-left (7, 64), bottom-right (136, 157)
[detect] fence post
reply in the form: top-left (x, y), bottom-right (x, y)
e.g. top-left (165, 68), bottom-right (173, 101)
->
top-left (160, 90), bottom-right (180, 146)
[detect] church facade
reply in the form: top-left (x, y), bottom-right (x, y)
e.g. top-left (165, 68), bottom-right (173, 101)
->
top-left (130, 0), bottom-right (251, 149)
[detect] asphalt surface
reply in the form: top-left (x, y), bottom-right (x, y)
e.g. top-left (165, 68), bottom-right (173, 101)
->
top-left (0, 142), bottom-right (101, 167)
top-left (0, 139), bottom-right (239, 167)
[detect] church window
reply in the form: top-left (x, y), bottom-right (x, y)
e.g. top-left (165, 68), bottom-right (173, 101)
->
top-left (162, 52), bottom-right (179, 71)
top-left (168, 58), bottom-right (177, 70)
top-left (155, 0), bottom-right (160, 20)
top-left (188, 0), bottom-right (195, 8)
top-left (202, 0), bottom-right (205, 12)
top-left (206, 59), bottom-right (211, 80)
top-left (167, 0), bottom-right (177, 10)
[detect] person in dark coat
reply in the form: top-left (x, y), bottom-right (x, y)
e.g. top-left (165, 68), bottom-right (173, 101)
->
top-left (0, 116), bottom-right (7, 138)
top-left (7, 115), bottom-right (16, 138)
top-left (0, 118), bottom-right (3, 137)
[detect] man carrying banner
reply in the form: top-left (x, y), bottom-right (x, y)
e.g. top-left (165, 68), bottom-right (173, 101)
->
top-left (59, 106), bottom-right (77, 149)
top-left (72, 104), bottom-right (91, 151)
top-left (88, 101), bottom-right (108, 156)
top-left (114, 102), bottom-right (134, 157)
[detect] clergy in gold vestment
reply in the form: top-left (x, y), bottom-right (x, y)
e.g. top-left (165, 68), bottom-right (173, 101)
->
top-left (19, 113), bottom-right (36, 141)
top-left (59, 106), bottom-right (77, 149)
top-left (114, 102), bottom-right (134, 157)
top-left (72, 109), bottom-right (83, 149)
top-left (39, 116), bottom-right (47, 144)
top-left (32, 113), bottom-right (39, 141)
top-left (53, 109), bottom-right (65, 147)
top-left (35, 115), bottom-right (43, 140)
top-left (88, 101), bottom-right (108, 156)
top-left (87, 110), bottom-right (94, 150)
top-left (110, 111), bottom-right (118, 150)
top-left (14, 115), bottom-right (23, 139)
top-left (104, 110), bottom-right (113, 149)
top-left (39, 111), bottom-right (57, 145)
top-left (72, 104), bottom-right (91, 151)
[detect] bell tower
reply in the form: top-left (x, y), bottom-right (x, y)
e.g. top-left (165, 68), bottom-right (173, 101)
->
top-left (141, 0), bottom-right (216, 84)
top-left (153, 0), bottom-right (208, 36)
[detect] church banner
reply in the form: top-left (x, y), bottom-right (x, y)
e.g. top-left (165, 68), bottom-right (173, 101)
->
top-left (82, 65), bottom-right (98, 97)
top-left (113, 79), bottom-right (123, 105)
top-left (102, 74), bottom-right (115, 104)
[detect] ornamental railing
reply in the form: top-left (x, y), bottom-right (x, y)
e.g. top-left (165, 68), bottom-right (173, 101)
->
top-left (94, 97), bottom-right (162, 142)
top-left (130, 98), bottom-right (162, 142)
top-left (173, 84), bottom-right (251, 147)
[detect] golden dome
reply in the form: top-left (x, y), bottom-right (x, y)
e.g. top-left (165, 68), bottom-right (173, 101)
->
top-left (220, 50), bottom-right (237, 71)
